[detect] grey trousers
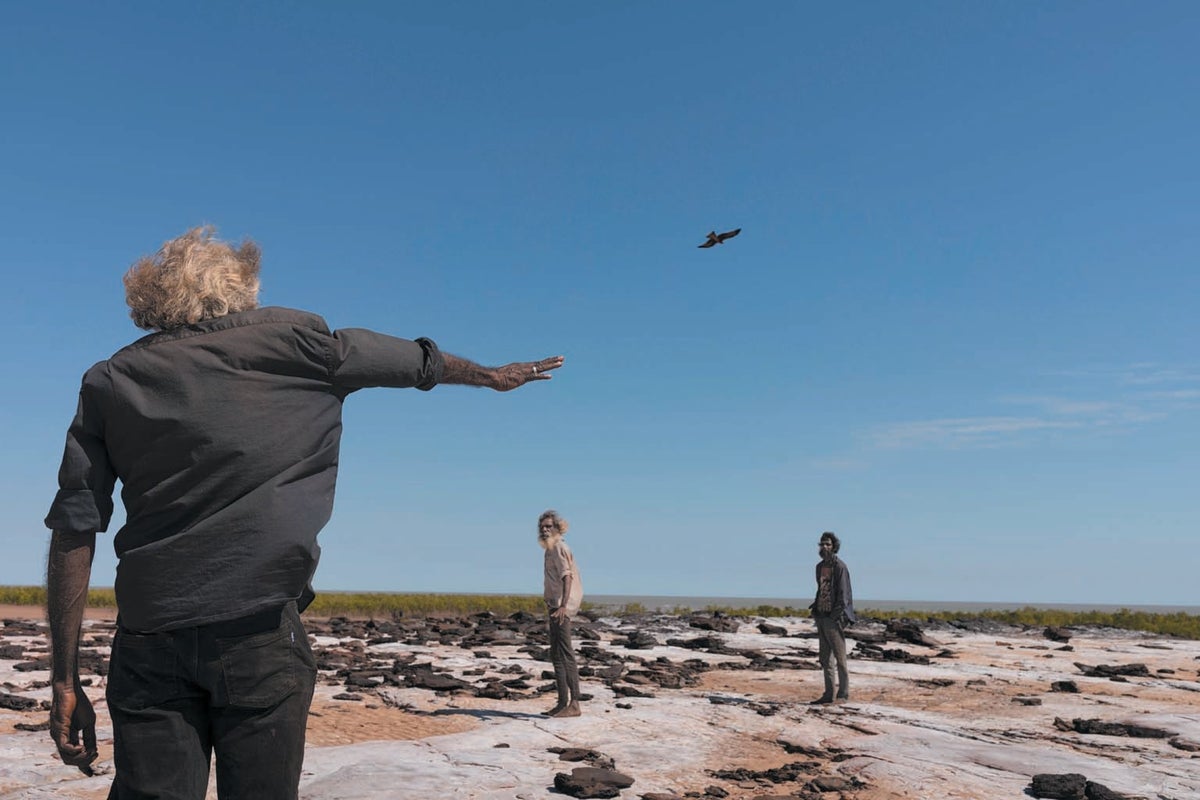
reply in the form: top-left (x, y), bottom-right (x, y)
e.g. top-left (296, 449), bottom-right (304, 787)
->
top-left (547, 614), bottom-right (581, 705)
top-left (815, 615), bottom-right (849, 699)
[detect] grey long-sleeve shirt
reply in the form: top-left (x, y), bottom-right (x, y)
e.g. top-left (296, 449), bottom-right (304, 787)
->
top-left (45, 306), bottom-right (443, 632)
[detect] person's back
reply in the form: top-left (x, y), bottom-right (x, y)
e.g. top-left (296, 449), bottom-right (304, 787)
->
top-left (76, 306), bottom-right (443, 631)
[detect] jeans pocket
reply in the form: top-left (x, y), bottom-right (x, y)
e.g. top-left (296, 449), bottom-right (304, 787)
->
top-left (217, 624), bottom-right (298, 709)
top-left (106, 629), bottom-right (180, 711)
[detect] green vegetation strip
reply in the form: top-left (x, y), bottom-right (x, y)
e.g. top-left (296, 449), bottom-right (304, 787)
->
top-left (2, 587), bottom-right (1196, 638)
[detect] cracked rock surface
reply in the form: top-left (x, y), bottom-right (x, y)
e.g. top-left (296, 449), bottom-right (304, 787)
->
top-left (1, 608), bottom-right (1199, 798)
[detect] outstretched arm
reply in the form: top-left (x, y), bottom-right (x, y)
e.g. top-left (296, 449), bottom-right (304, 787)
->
top-left (47, 530), bottom-right (99, 774)
top-left (441, 354), bottom-right (565, 392)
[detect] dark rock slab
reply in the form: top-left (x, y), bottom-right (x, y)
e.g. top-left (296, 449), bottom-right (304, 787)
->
top-left (549, 747), bottom-right (615, 769)
top-left (885, 619), bottom-right (941, 648)
top-left (344, 670), bottom-right (387, 688)
top-left (1044, 626), bottom-right (1072, 642)
top-left (553, 767), bottom-right (634, 798)
top-left (1051, 680), bottom-right (1080, 693)
top-left (0, 644), bottom-right (28, 659)
top-left (1029, 774), bottom-right (1132, 800)
top-left (708, 761), bottom-right (820, 784)
top-left (1073, 662), bottom-right (1151, 679)
top-left (687, 613), bottom-right (742, 633)
top-left (0, 692), bottom-right (39, 711)
top-left (740, 654), bottom-right (820, 672)
top-left (1169, 736), bottom-right (1200, 752)
top-left (615, 631), bottom-right (660, 650)
top-left (14, 720), bottom-right (51, 732)
top-left (853, 643), bottom-right (931, 664)
top-left (1084, 782), bottom-right (1131, 800)
top-left (1030, 773), bottom-right (1087, 799)
top-left (810, 775), bottom-right (855, 792)
top-left (400, 665), bottom-right (474, 692)
top-left (777, 740), bottom-right (827, 757)
top-left (1054, 717), bottom-right (1172, 738)
top-left (663, 635), bottom-right (737, 655)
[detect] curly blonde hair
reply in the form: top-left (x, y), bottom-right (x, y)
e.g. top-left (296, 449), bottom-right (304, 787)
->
top-left (123, 226), bottom-right (261, 331)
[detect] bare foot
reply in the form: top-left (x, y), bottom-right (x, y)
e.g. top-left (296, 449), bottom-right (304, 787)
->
top-left (549, 703), bottom-right (581, 718)
top-left (542, 705), bottom-right (566, 716)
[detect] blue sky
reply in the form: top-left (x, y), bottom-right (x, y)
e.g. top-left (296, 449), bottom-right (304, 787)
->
top-left (3, 2), bottom-right (1197, 606)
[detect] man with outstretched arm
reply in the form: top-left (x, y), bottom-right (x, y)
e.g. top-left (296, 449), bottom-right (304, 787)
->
top-left (45, 225), bottom-right (565, 798)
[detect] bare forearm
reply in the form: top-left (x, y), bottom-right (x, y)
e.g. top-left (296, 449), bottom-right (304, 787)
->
top-left (47, 531), bottom-right (95, 684)
top-left (559, 574), bottom-right (574, 611)
top-left (441, 354), bottom-right (501, 389)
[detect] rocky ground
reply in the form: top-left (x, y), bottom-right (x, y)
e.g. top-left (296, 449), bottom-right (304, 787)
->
top-left (1, 607), bottom-right (1198, 799)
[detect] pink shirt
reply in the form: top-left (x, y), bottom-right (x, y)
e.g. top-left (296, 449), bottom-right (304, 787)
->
top-left (543, 539), bottom-right (583, 616)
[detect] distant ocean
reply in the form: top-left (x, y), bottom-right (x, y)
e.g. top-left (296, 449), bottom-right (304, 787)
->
top-left (584, 594), bottom-right (1200, 615)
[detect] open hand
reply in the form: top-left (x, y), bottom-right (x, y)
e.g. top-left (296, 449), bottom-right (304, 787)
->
top-left (50, 681), bottom-right (98, 775)
top-left (493, 355), bottom-right (565, 392)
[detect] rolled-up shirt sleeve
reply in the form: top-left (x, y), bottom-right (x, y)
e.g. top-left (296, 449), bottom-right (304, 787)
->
top-left (327, 329), bottom-right (443, 392)
top-left (44, 368), bottom-right (116, 534)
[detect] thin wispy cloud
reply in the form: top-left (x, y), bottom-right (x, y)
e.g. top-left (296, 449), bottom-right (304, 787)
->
top-left (1000, 396), bottom-right (1164, 425)
top-left (868, 364), bottom-right (1195, 451)
top-left (1146, 388), bottom-right (1200, 402)
top-left (1051, 363), bottom-right (1200, 387)
top-left (870, 416), bottom-right (1078, 450)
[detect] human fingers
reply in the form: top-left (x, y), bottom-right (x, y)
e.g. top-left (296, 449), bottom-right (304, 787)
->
top-left (50, 710), bottom-right (77, 759)
top-left (53, 734), bottom-right (88, 766)
top-left (534, 355), bottom-right (564, 375)
top-left (81, 721), bottom-right (98, 766)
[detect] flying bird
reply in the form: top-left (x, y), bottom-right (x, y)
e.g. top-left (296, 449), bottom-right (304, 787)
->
top-left (698, 228), bottom-right (741, 248)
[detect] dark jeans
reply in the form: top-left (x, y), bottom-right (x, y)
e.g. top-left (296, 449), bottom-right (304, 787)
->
top-left (105, 603), bottom-right (317, 800)
top-left (547, 614), bottom-right (580, 705)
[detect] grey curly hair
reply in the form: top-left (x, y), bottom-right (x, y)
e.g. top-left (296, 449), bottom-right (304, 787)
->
top-left (538, 510), bottom-right (569, 536)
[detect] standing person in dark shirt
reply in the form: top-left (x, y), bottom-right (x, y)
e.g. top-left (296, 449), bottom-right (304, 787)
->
top-left (538, 509), bottom-right (583, 717)
top-left (44, 225), bottom-right (566, 798)
top-left (809, 531), bottom-right (856, 704)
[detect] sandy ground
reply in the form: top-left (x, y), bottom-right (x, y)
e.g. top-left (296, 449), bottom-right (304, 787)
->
top-left (0, 606), bottom-right (117, 622)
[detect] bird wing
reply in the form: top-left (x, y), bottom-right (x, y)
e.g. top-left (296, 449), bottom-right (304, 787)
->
top-left (716, 228), bottom-right (741, 242)
top-left (697, 240), bottom-right (716, 248)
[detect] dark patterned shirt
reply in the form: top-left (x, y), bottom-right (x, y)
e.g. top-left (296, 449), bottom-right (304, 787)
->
top-left (816, 564), bottom-right (834, 614)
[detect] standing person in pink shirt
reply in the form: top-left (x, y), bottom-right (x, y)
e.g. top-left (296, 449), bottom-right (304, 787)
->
top-left (538, 509), bottom-right (584, 717)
